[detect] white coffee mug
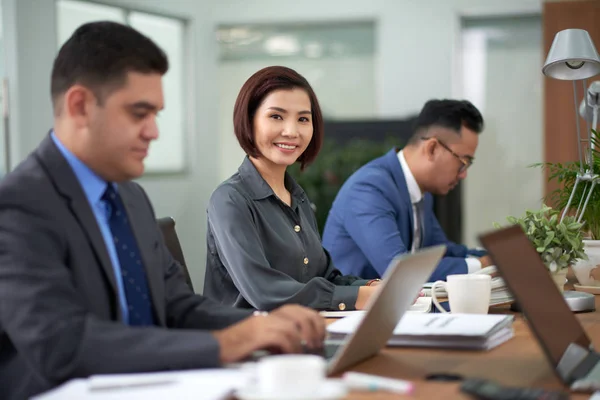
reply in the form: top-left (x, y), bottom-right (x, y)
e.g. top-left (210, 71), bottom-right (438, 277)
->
top-left (255, 354), bottom-right (326, 394)
top-left (431, 274), bottom-right (492, 314)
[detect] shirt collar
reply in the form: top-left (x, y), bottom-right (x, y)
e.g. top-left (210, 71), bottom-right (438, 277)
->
top-left (238, 156), bottom-right (304, 200)
top-left (397, 150), bottom-right (423, 204)
top-left (50, 131), bottom-right (109, 204)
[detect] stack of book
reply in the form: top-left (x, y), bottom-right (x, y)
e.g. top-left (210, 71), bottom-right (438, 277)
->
top-left (327, 312), bottom-right (515, 351)
top-left (422, 266), bottom-right (514, 307)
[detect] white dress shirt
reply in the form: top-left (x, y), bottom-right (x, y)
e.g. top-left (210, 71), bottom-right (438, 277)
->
top-left (397, 150), bottom-right (481, 272)
top-left (397, 151), bottom-right (423, 253)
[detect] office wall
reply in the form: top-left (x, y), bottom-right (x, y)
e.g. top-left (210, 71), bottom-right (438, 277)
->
top-left (2, 0), bottom-right (56, 170)
top-left (212, 0), bottom-right (541, 117)
top-left (460, 16), bottom-right (544, 247)
top-left (218, 55), bottom-right (377, 180)
top-left (2, 0), bottom-right (218, 292)
top-left (1, 0), bottom-right (543, 291)
top-left (213, 0), bottom-right (544, 247)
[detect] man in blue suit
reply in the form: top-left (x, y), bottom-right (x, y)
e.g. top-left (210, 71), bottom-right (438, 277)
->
top-left (322, 99), bottom-right (491, 282)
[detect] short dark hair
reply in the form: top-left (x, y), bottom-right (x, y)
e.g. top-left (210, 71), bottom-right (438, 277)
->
top-left (232, 66), bottom-right (324, 170)
top-left (51, 21), bottom-right (168, 110)
top-left (408, 99), bottom-right (484, 144)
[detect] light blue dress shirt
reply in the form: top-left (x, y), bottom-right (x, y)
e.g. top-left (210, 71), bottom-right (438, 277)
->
top-left (51, 132), bottom-right (130, 323)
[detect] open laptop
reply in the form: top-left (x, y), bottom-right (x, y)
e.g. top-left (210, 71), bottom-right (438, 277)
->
top-left (322, 245), bottom-right (446, 375)
top-left (479, 225), bottom-right (600, 392)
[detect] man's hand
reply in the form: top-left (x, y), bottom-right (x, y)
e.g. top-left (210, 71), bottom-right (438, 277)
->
top-left (479, 255), bottom-right (493, 268)
top-left (270, 305), bottom-right (326, 349)
top-left (212, 305), bottom-right (325, 364)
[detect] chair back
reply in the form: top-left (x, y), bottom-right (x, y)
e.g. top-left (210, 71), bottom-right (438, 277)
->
top-left (157, 216), bottom-right (194, 291)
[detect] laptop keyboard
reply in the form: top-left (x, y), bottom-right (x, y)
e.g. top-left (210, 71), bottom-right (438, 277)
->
top-left (305, 343), bottom-right (340, 360)
top-left (572, 361), bottom-right (600, 391)
top-left (247, 343), bottom-right (341, 362)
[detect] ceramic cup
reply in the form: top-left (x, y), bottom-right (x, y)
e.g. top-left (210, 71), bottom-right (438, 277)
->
top-left (255, 354), bottom-right (327, 395)
top-left (572, 240), bottom-right (600, 287)
top-left (431, 274), bottom-right (492, 314)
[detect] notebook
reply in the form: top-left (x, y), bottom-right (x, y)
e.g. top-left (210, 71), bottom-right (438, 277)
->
top-left (327, 312), bottom-right (514, 351)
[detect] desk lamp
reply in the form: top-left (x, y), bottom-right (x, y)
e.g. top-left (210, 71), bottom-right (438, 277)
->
top-left (543, 29), bottom-right (600, 223)
top-left (542, 29), bottom-right (600, 312)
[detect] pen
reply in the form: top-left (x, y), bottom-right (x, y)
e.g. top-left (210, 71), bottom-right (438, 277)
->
top-left (89, 378), bottom-right (175, 391)
top-left (342, 371), bottom-right (414, 395)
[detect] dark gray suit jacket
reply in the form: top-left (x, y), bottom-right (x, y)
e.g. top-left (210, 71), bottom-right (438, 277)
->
top-left (0, 136), bottom-right (252, 400)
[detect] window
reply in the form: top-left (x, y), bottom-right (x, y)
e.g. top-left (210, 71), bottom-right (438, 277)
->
top-left (56, 0), bottom-right (187, 173)
top-left (215, 21), bottom-right (376, 179)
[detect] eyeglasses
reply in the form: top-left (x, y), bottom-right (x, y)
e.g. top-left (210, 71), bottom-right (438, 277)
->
top-left (421, 137), bottom-right (474, 173)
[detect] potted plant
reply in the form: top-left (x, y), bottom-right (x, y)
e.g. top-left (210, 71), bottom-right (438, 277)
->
top-left (533, 129), bottom-right (600, 287)
top-left (495, 205), bottom-right (587, 292)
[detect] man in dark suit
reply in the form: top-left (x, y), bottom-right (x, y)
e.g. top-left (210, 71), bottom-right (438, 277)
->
top-left (0, 22), bottom-right (325, 400)
top-left (322, 100), bottom-right (492, 281)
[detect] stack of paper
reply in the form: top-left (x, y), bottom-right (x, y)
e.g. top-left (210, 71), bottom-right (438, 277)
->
top-left (321, 296), bottom-right (432, 318)
top-left (422, 266), bottom-right (514, 306)
top-left (327, 313), bottom-right (514, 351)
top-left (32, 369), bottom-right (251, 400)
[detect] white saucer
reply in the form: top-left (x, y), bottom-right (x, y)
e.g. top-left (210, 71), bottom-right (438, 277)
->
top-left (236, 380), bottom-right (347, 400)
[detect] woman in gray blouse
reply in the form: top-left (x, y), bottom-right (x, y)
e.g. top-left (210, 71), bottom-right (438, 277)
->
top-left (203, 66), bottom-right (380, 312)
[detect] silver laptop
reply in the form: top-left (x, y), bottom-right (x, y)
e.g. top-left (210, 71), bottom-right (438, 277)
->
top-left (479, 225), bottom-right (600, 392)
top-left (323, 245), bottom-right (446, 375)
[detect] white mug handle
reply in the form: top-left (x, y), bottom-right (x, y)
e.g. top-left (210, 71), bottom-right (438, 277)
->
top-left (431, 280), bottom-right (448, 313)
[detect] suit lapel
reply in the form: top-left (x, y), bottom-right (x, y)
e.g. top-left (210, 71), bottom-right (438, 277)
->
top-left (384, 149), bottom-right (415, 245)
top-left (118, 185), bottom-right (166, 326)
top-left (35, 135), bottom-right (119, 305)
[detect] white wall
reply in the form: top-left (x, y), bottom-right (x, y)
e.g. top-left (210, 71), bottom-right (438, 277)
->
top-left (212, 0), bottom-right (542, 119)
top-left (2, 0), bottom-right (219, 292)
top-left (219, 56), bottom-right (376, 180)
top-left (460, 16), bottom-right (544, 247)
top-left (3, 0), bottom-right (56, 168)
top-left (1, 0), bottom-right (544, 290)
top-left (212, 0), bottom-right (543, 245)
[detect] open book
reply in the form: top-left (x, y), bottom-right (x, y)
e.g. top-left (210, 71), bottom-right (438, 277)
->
top-left (422, 265), bottom-right (514, 306)
top-left (327, 312), bottom-right (514, 351)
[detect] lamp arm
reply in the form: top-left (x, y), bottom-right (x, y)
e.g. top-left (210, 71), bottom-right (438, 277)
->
top-left (561, 176), bottom-right (581, 223)
top-left (574, 81), bottom-right (585, 174)
top-left (593, 107), bottom-right (599, 153)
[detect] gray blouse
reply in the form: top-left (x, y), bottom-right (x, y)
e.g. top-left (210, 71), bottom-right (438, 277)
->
top-left (203, 157), bottom-right (367, 311)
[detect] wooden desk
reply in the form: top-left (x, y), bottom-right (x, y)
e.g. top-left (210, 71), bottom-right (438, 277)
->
top-left (337, 296), bottom-right (600, 400)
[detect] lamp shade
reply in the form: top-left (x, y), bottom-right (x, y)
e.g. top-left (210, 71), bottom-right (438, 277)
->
top-left (543, 29), bottom-right (600, 80)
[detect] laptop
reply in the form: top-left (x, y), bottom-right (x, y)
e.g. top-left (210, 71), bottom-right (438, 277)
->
top-left (479, 225), bottom-right (600, 392)
top-left (322, 245), bottom-right (446, 375)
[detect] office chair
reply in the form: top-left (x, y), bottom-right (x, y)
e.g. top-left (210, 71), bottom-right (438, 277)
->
top-left (157, 216), bottom-right (195, 292)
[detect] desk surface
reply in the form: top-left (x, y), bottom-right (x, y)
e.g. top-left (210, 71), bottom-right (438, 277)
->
top-left (336, 294), bottom-right (600, 400)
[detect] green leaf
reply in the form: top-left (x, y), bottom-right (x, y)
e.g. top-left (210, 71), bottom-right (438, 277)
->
top-left (498, 204), bottom-right (586, 268)
top-left (543, 234), bottom-right (553, 248)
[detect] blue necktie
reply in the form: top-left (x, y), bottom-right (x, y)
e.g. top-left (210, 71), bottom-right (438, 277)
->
top-left (102, 185), bottom-right (155, 326)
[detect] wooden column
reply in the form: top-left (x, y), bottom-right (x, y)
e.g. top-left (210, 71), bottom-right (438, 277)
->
top-left (544, 0), bottom-right (600, 200)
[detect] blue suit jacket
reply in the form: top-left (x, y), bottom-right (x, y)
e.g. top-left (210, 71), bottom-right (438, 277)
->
top-left (322, 148), bottom-right (485, 282)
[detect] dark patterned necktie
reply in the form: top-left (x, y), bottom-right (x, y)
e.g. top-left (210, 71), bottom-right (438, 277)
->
top-left (102, 185), bottom-right (155, 326)
top-left (414, 199), bottom-right (425, 249)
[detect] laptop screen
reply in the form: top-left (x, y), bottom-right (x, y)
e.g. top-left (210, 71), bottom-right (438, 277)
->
top-left (479, 225), bottom-right (590, 368)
